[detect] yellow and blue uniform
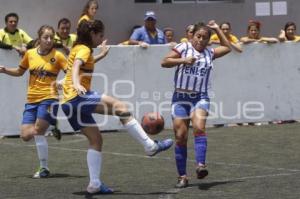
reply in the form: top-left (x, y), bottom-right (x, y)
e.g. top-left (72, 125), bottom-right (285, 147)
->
top-left (62, 44), bottom-right (101, 131)
top-left (54, 33), bottom-right (77, 48)
top-left (20, 48), bottom-right (67, 125)
top-left (0, 28), bottom-right (32, 47)
top-left (290, 35), bottom-right (300, 42)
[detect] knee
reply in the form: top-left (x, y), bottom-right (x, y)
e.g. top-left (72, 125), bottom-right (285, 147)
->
top-left (34, 124), bottom-right (46, 135)
top-left (20, 131), bottom-right (33, 142)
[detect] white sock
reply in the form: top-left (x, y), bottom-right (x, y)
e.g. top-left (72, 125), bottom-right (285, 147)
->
top-left (124, 118), bottom-right (156, 152)
top-left (34, 135), bottom-right (48, 169)
top-left (87, 149), bottom-right (102, 188)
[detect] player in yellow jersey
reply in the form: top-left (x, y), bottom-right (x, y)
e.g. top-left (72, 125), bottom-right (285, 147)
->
top-left (0, 25), bottom-right (67, 178)
top-left (78, 0), bottom-right (98, 26)
top-left (61, 20), bottom-right (173, 194)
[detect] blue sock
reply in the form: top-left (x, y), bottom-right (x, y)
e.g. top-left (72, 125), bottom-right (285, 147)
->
top-left (194, 133), bottom-right (207, 165)
top-left (175, 145), bottom-right (187, 176)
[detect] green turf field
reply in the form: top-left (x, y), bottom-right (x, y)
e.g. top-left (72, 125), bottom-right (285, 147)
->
top-left (1, 123), bottom-right (300, 199)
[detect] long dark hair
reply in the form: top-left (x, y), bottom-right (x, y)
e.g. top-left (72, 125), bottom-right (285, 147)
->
top-left (74, 19), bottom-right (104, 48)
top-left (81, 0), bottom-right (98, 17)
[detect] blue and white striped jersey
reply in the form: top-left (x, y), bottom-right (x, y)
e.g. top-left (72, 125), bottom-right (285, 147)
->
top-left (173, 42), bottom-right (214, 95)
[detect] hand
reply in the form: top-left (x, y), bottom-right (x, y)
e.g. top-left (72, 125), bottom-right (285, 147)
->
top-left (207, 20), bottom-right (219, 30)
top-left (0, 66), bottom-right (6, 73)
top-left (56, 79), bottom-right (64, 90)
top-left (184, 56), bottom-right (196, 65)
top-left (73, 84), bottom-right (87, 95)
top-left (97, 40), bottom-right (110, 58)
top-left (138, 41), bottom-right (149, 48)
top-left (14, 46), bottom-right (27, 56)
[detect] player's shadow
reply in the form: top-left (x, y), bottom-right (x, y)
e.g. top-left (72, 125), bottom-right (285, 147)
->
top-left (190, 180), bottom-right (243, 190)
top-left (11, 173), bottom-right (85, 179)
top-left (73, 190), bottom-right (177, 198)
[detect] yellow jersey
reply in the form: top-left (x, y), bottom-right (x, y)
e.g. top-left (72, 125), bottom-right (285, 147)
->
top-left (210, 34), bottom-right (239, 43)
top-left (78, 15), bottom-right (92, 25)
top-left (54, 33), bottom-right (77, 48)
top-left (62, 44), bottom-right (94, 103)
top-left (20, 48), bottom-right (67, 103)
top-left (291, 35), bottom-right (300, 42)
top-left (0, 28), bottom-right (32, 47)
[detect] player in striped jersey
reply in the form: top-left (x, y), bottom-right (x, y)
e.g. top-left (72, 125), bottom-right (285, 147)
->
top-left (161, 20), bottom-right (231, 188)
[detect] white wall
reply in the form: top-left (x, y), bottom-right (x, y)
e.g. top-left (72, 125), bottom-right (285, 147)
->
top-left (1, 43), bottom-right (300, 135)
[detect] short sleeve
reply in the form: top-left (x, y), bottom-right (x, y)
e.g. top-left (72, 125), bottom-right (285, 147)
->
top-left (172, 42), bottom-right (188, 56)
top-left (130, 28), bottom-right (142, 41)
top-left (56, 52), bottom-right (68, 71)
top-left (75, 47), bottom-right (91, 64)
top-left (230, 35), bottom-right (239, 43)
top-left (19, 51), bottom-right (29, 70)
top-left (20, 30), bottom-right (33, 44)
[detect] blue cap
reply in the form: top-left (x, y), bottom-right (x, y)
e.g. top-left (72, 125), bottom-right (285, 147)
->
top-left (144, 11), bottom-right (157, 21)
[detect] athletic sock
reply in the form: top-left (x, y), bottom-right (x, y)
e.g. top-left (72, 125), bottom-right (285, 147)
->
top-left (34, 135), bottom-right (48, 169)
top-left (87, 149), bottom-right (102, 188)
top-left (194, 131), bottom-right (207, 165)
top-left (124, 118), bottom-right (156, 152)
top-left (175, 145), bottom-right (187, 176)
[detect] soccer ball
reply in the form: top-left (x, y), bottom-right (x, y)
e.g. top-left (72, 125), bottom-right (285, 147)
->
top-left (141, 112), bottom-right (164, 135)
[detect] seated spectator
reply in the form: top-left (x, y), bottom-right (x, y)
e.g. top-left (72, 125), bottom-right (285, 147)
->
top-left (0, 13), bottom-right (33, 55)
top-left (78, 0), bottom-right (99, 25)
top-left (210, 22), bottom-right (242, 52)
top-left (163, 27), bottom-right (177, 46)
top-left (128, 11), bottom-right (166, 48)
top-left (180, 24), bottom-right (194, 43)
top-left (54, 18), bottom-right (77, 54)
top-left (240, 20), bottom-right (278, 44)
top-left (118, 25), bottom-right (141, 45)
top-left (278, 22), bottom-right (300, 42)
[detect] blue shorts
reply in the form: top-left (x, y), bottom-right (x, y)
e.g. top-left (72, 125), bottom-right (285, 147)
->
top-left (171, 92), bottom-right (210, 119)
top-left (62, 91), bottom-right (102, 131)
top-left (22, 99), bottom-right (59, 125)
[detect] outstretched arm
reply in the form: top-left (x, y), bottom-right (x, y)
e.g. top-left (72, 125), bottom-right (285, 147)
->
top-left (0, 66), bottom-right (26, 77)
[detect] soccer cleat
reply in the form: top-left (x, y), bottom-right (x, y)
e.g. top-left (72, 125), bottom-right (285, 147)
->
top-left (175, 176), bottom-right (189, 188)
top-left (86, 183), bottom-right (114, 194)
top-left (51, 126), bottom-right (61, 140)
top-left (196, 165), bottom-right (208, 179)
top-left (33, 167), bottom-right (50, 178)
top-left (147, 139), bottom-right (173, 157)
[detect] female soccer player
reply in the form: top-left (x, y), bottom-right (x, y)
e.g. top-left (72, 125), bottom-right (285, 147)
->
top-left (61, 20), bottom-right (173, 194)
top-left (161, 20), bottom-right (231, 188)
top-left (0, 25), bottom-right (67, 178)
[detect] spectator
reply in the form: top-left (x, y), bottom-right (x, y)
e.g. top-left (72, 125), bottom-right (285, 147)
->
top-left (0, 13), bottom-right (33, 55)
top-left (118, 25), bottom-right (141, 45)
top-left (128, 11), bottom-right (166, 48)
top-left (54, 18), bottom-right (77, 55)
top-left (240, 20), bottom-right (278, 44)
top-left (210, 22), bottom-right (242, 52)
top-left (180, 24), bottom-right (194, 43)
top-left (164, 27), bottom-right (177, 47)
top-left (78, 0), bottom-right (99, 25)
top-left (278, 22), bottom-right (300, 42)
